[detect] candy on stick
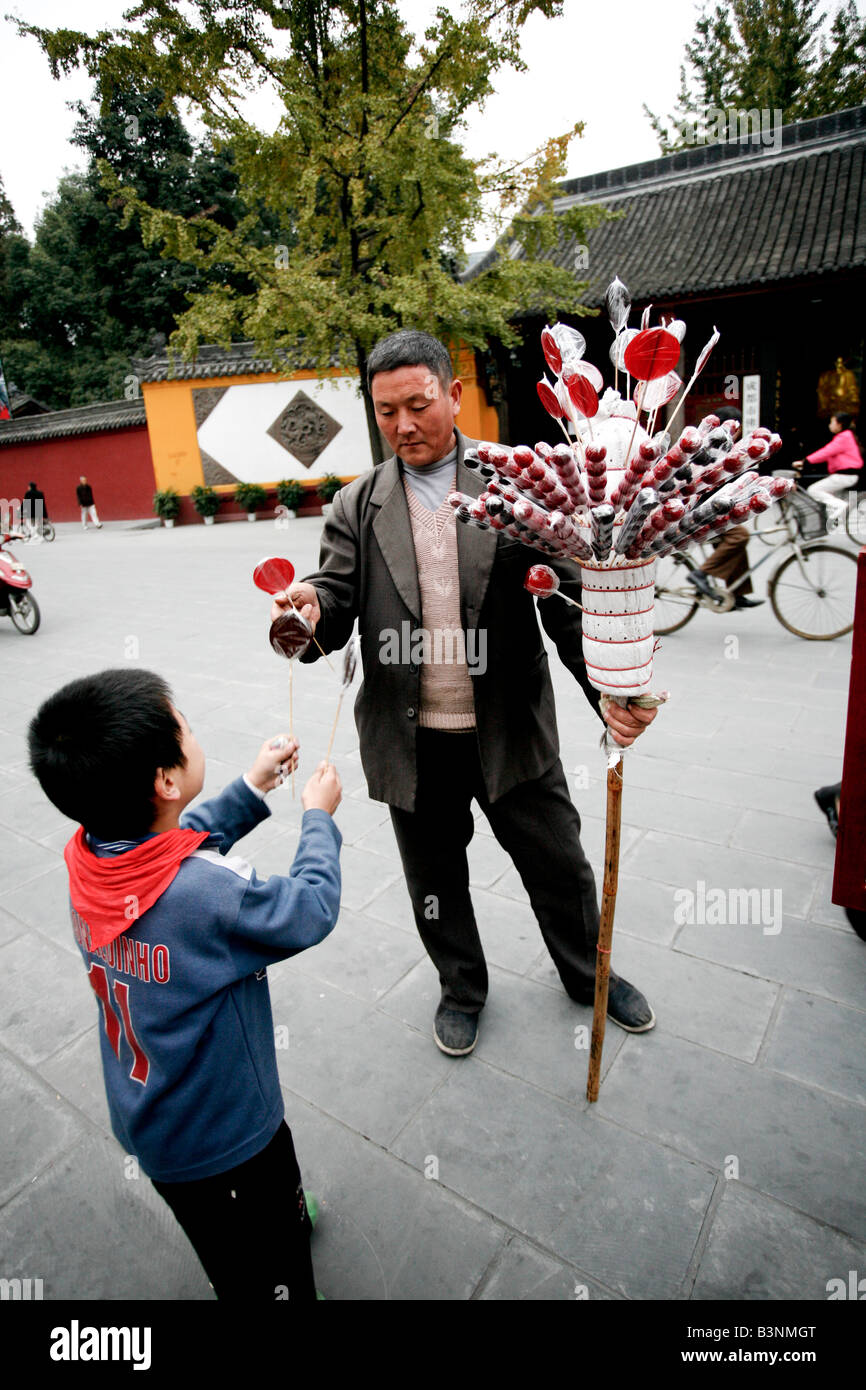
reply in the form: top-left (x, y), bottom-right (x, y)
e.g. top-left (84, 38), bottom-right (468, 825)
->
top-left (524, 564), bottom-right (584, 611)
top-left (614, 487), bottom-right (659, 554)
top-left (590, 504), bottom-right (615, 562)
top-left (325, 637), bottom-right (359, 767)
top-left (254, 557), bottom-right (307, 797)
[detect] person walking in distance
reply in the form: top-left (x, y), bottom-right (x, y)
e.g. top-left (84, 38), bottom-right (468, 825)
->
top-left (77, 476), bottom-right (102, 529)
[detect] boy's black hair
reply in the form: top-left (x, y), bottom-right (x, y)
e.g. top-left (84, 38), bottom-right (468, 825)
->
top-left (367, 330), bottom-right (453, 390)
top-left (28, 669), bottom-right (186, 840)
top-left (715, 406), bottom-right (742, 425)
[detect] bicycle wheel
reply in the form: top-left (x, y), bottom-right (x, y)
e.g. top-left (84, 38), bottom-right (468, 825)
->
top-left (753, 503), bottom-right (790, 547)
top-left (652, 553), bottom-right (699, 634)
top-left (8, 592), bottom-right (40, 635)
top-left (42, 521), bottom-right (56, 542)
top-left (845, 496), bottom-right (866, 546)
top-left (769, 544), bottom-right (856, 639)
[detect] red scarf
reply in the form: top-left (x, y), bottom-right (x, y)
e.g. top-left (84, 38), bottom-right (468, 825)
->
top-left (64, 826), bottom-right (210, 950)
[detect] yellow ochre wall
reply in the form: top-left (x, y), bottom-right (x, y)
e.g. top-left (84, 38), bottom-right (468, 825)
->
top-left (143, 352), bottom-right (499, 494)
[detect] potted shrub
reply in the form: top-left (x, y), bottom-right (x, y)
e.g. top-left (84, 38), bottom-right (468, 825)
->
top-left (234, 482), bottom-right (268, 521)
top-left (275, 479), bottom-right (305, 519)
top-left (191, 485), bottom-right (222, 525)
top-left (153, 488), bottom-right (181, 528)
top-left (317, 474), bottom-right (342, 517)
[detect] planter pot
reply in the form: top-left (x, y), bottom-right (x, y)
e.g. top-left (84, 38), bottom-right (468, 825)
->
top-left (285, 509), bottom-right (298, 520)
top-left (203, 514), bottom-right (215, 526)
top-left (321, 503), bottom-right (332, 518)
top-left (247, 512), bottom-right (257, 522)
top-left (163, 518), bottom-right (175, 529)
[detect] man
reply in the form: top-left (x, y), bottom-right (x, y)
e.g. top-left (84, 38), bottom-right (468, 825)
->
top-left (686, 408), bottom-right (763, 610)
top-left (76, 476), bottom-right (102, 529)
top-left (274, 330), bottom-right (657, 1056)
top-left (23, 481), bottom-right (48, 531)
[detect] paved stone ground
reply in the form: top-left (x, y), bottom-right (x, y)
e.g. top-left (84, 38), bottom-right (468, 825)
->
top-left (0, 516), bottom-right (864, 1302)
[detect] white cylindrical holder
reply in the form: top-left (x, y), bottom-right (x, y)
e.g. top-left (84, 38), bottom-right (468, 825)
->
top-left (579, 557), bottom-right (657, 696)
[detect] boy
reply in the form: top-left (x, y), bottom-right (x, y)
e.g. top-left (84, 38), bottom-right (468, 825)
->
top-left (28, 668), bottom-right (342, 1301)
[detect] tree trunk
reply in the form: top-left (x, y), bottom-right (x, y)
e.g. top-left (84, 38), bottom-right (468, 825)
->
top-left (356, 340), bottom-right (386, 465)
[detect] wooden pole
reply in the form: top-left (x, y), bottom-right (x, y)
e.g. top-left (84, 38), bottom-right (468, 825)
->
top-left (586, 758), bottom-right (624, 1102)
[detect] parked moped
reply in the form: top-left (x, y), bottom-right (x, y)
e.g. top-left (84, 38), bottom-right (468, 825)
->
top-left (0, 532), bottom-right (40, 634)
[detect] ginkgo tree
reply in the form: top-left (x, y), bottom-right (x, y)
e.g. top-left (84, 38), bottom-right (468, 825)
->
top-left (18, 0), bottom-right (611, 461)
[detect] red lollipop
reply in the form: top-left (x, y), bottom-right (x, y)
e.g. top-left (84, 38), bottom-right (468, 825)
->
top-left (524, 565), bottom-right (560, 597)
top-left (564, 372), bottom-right (599, 419)
top-left (541, 327), bottom-right (562, 376)
top-left (537, 379), bottom-right (564, 419)
top-left (623, 328), bottom-right (681, 382)
top-left (253, 556), bottom-right (295, 595)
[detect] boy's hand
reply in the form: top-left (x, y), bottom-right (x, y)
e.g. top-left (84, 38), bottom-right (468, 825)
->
top-left (247, 735), bottom-right (299, 792)
top-left (302, 761), bottom-right (342, 815)
top-left (270, 583), bottom-right (321, 629)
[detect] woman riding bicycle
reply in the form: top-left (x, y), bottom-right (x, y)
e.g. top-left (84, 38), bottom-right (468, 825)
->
top-left (796, 413), bottom-right (863, 527)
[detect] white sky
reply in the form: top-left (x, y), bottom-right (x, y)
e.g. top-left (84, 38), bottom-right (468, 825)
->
top-left (0, 0), bottom-right (860, 253)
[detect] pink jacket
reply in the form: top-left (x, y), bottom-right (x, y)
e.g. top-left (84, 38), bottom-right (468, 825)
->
top-left (806, 429), bottom-right (862, 474)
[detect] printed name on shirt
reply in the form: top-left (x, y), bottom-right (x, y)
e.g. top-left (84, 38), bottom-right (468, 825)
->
top-left (71, 908), bottom-right (171, 983)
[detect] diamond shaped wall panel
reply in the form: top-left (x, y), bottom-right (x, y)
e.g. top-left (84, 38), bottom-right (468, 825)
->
top-left (196, 378), bottom-right (373, 484)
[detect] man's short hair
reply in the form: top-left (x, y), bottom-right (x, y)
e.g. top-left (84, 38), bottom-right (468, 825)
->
top-left (28, 669), bottom-right (186, 840)
top-left (367, 331), bottom-right (453, 390)
top-left (715, 406), bottom-right (742, 425)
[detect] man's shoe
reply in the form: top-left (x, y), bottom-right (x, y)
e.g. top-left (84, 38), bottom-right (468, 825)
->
top-left (606, 976), bottom-right (656, 1033)
top-left (434, 1005), bottom-right (478, 1056)
top-left (733, 595), bottom-right (764, 608)
top-left (686, 570), bottom-right (718, 599)
top-left (814, 784), bottom-right (840, 837)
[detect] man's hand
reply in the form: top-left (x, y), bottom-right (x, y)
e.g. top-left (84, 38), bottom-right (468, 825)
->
top-left (247, 735), bottom-right (299, 792)
top-left (602, 701), bottom-right (658, 748)
top-left (270, 582), bottom-right (321, 628)
top-left (302, 761), bottom-right (342, 815)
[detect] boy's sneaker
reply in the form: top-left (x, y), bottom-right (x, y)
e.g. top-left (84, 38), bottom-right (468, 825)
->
top-left (434, 1005), bottom-right (478, 1056)
top-left (305, 1192), bottom-right (320, 1229)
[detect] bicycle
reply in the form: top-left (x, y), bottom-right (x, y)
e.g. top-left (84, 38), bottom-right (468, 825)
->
top-left (653, 483), bottom-right (857, 640)
top-left (754, 468), bottom-right (866, 548)
top-left (18, 514), bottom-right (56, 543)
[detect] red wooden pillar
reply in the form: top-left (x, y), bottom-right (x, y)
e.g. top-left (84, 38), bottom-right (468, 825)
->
top-left (833, 549), bottom-right (866, 910)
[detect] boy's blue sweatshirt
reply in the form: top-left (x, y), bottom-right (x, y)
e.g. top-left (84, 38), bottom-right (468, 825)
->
top-left (72, 777), bottom-right (341, 1183)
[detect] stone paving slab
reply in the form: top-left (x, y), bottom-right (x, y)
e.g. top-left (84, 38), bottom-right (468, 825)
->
top-left (284, 1091), bottom-right (507, 1301)
top-left (690, 1182), bottom-right (866, 1302)
top-left (597, 1034), bottom-right (866, 1240)
top-left (0, 1131), bottom-right (212, 1300)
top-left (0, 1050), bottom-right (89, 1209)
top-left (268, 967), bottom-right (452, 1146)
top-left (674, 913), bottom-right (866, 1008)
top-left (476, 1235), bottom-right (621, 1300)
top-left (391, 1062), bottom-right (717, 1299)
top-left (760, 989), bottom-right (866, 1106)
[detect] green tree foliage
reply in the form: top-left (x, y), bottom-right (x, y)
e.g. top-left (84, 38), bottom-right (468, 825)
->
top-left (17, 0), bottom-right (610, 459)
top-left (0, 88), bottom-right (258, 408)
top-left (645, 0), bottom-right (866, 152)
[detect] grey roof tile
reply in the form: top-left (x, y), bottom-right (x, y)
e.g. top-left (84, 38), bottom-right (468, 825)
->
top-left (0, 397), bottom-right (146, 446)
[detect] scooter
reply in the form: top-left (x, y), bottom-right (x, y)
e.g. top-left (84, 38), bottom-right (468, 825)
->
top-left (0, 532), bottom-right (40, 634)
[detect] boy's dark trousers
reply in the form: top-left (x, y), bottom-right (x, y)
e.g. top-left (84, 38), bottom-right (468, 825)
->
top-left (152, 1121), bottom-right (317, 1301)
top-left (388, 729), bottom-right (601, 1012)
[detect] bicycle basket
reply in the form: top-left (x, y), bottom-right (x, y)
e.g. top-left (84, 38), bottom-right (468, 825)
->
top-left (786, 490), bottom-right (827, 541)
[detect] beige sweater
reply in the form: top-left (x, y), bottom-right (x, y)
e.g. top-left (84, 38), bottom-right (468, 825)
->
top-left (404, 479), bottom-right (477, 730)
